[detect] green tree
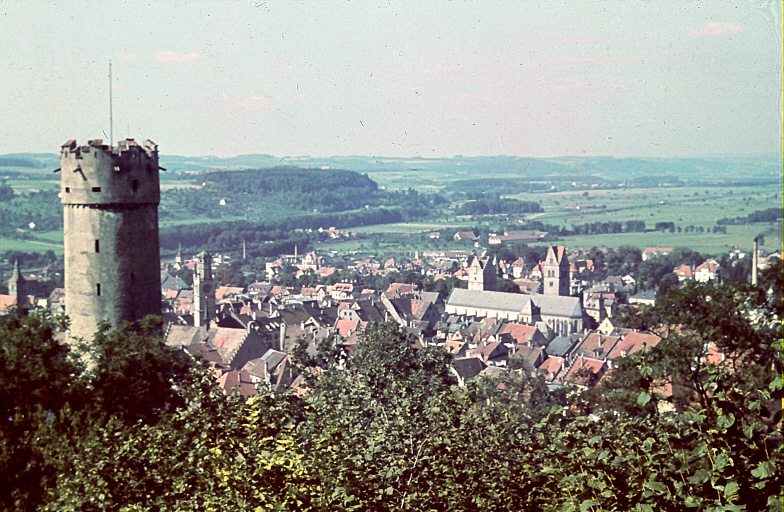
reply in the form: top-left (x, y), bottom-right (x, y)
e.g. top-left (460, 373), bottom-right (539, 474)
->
top-left (83, 316), bottom-right (195, 425)
top-left (0, 312), bottom-right (82, 510)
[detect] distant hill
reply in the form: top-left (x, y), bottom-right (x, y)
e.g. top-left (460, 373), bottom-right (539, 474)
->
top-left (1, 150), bottom-right (778, 176)
top-left (195, 166), bottom-right (380, 213)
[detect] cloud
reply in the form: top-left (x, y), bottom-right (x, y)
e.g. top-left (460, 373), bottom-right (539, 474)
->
top-left (547, 37), bottom-right (654, 46)
top-left (236, 95), bottom-right (270, 109)
top-left (154, 51), bottom-right (204, 63)
top-left (687, 22), bottom-right (742, 37)
top-left (551, 54), bottom-right (628, 65)
top-left (420, 63), bottom-right (461, 76)
top-left (545, 77), bottom-right (588, 96)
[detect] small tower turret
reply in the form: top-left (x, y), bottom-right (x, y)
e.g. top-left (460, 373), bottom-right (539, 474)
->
top-left (8, 260), bottom-right (26, 309)
top-left (174, 242), bottom-right (183, 269)
top-left (193, 251), bottom-right (215, 329)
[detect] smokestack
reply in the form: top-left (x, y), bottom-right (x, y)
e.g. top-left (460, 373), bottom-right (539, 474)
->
top-left (752, 238), bottom-right (759, 286)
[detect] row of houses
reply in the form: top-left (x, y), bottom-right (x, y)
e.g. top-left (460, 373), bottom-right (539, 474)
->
top-left (443, 315), bottom-right (662, 390)
top-left (162, 275), bottom-right (449, 395)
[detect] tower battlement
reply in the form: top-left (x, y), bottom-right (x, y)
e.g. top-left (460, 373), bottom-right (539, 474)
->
top-left (60, 137), bottom-right (162, 341)
top-left (60, 138), bottom-right (160, 206)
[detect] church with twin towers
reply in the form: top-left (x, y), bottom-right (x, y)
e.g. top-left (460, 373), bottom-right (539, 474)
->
top-left (446, 247), bottom-right (585, 337)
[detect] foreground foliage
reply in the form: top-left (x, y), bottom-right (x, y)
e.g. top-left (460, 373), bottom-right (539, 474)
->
top-left (0, 284), bottom-right (781, 510)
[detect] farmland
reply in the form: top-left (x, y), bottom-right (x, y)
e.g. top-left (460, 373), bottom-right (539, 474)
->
top-left (0, 153), bottom-right (780, 260)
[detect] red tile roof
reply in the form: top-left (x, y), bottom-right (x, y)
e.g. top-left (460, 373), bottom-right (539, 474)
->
top-left (501, 322), bottom-right (546, 346)
top-left (0, 295), bottom-right (17, 311)
top-left (564, 357), bottom-right (606, 385)
top-left (336, 319), bottom-right (359, 338)
top-left (607, 331), bottom-right (661, 359)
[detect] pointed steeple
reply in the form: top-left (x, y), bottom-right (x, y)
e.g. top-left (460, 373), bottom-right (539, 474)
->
top-left (8, 259), bottom-right (26, 308)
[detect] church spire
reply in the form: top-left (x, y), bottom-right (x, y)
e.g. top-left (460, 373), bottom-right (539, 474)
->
top-left (8, 259), bottom-right (26, 310)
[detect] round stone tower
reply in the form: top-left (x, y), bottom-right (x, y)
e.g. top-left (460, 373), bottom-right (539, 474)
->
top-left (60, 138), bottom-right (162, 340)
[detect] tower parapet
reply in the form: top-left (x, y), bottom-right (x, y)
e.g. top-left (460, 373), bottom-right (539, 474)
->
top-left (60, 138), bottom-right (159, 206)
top-left (60, 138), bottom-right (162, 341)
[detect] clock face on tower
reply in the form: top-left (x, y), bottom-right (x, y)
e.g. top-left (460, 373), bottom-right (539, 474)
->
top-left (202, 284), bottom-right (212, 293)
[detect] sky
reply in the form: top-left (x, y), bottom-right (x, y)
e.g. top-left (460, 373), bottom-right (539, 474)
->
top-left (0, 1), bottom-right (781, 159)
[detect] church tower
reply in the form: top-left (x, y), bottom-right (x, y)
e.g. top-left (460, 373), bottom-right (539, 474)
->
top-left (174, 242), bottom-right (183, 269)
top-left (467, 255), bottom-right (498, 291)
top-left (542, 245), bottom-right (570, 296)
top-left (60, 138), bottom-right (162, 340)
top-left (193, 251), bottom-right (215, 329)
top-left (8, 260), bottom-right (26, 309)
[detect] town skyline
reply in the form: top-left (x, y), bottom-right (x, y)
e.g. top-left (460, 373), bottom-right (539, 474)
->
top-left (0, 1), bottom-right (781, 159)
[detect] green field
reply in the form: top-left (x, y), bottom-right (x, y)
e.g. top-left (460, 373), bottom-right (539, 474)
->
top-left (548, 224), bottom-right (774, 254)
top-left (342, 183), bottom-right (781, 256)
top-left (159, 215), bottom-right (249, 228)
top-left (2, 155), bottom-right (780, 259)
top-left (0, 236), bottom-right (64, 255)
top-left (508, 186), bottom-right (779, 227)
top-left (34, 230), bottom-right (65, 242)
top-left (352, 222), bottom-right (460, 234)
top-left (7, 178), bottom-right (60, 192)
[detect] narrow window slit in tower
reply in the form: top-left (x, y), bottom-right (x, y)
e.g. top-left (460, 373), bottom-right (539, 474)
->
top-left (95, 239), bottom-right (100, 253)
top-left (96, 283), bottom-right (101, 296)
top-left (92, 187), bottom-right (101, 192)
top-left (131, 180), bottom-right (138, 193)
top-left (65, 187), bottom-right (70, 193)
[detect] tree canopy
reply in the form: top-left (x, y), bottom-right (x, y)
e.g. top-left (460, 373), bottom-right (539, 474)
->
top-left (0, 301), bottom-right (780, 510)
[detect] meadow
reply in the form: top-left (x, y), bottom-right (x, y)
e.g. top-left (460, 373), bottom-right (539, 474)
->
top-left (339, 184), bottom-right (780, 256)
top-left (0, 235), bottom-right (63, 255)
top-left (2, 156), bottom-right (780, 259)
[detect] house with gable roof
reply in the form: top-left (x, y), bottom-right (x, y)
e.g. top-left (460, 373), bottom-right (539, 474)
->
top-left (563, 356), bottom-right (607, 388)
top-left (571, 331), bottom-right (621, 361)
top-left (538, 355), bottom-right (567, 383)
top-left (451, 357), bottom-right (486, 387)
top-left (510, 258), bottom-right (526, 279)
top-left (453, 230), bottom-right (479, 241)
top-left (498, 322), bottom-right (548, 347)
top-left (674, 264), bottom-right (694, 282)
top-left (469, 339), bottom-right (510, 366)
top-left (695, 259), bottom-right (720, 283)
top-left (642, 247), bottom-right (673, 261)
top-left (216, 370), bottom-right (257, 396)
top-left (243, 348), bottom-right (295, 394)
top-left (606, 330), bottom-right (661, 362)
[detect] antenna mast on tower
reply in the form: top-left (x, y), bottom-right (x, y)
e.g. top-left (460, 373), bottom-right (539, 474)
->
top-left (109, 60), bottom-right (113, 148)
